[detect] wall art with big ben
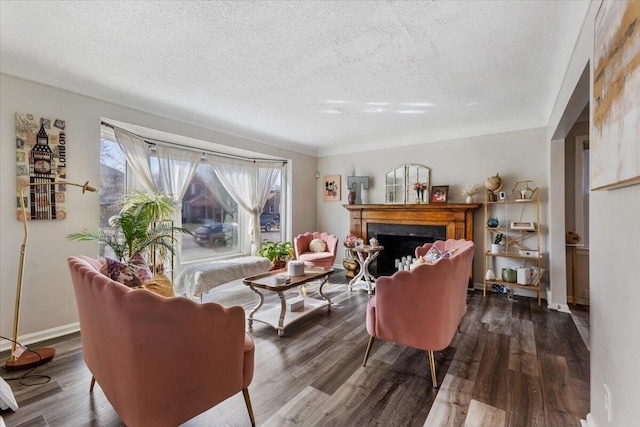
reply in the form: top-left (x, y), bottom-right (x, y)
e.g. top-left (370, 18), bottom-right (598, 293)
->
top-left (16, 113), bottom-right (68, 220)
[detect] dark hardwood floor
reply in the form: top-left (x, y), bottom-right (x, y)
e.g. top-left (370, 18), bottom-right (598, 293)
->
top-left (1, 271), bottom-right (590, 426)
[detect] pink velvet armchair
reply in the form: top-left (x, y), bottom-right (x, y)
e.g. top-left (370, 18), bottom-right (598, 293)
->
top-left (293, 231), bottom-right (339, 268)
top-left (67, 256), bottom-right (256, 427)
top-left (362, 239), bottom-right (475, 388)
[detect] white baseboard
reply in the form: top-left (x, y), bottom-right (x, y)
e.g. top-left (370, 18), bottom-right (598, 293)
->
top-left (0, 322), bottom-right (80, 353)
top-left (581, 413), bottom-right (597, 427)
top-left (545, 288), bottom-right (572, 312)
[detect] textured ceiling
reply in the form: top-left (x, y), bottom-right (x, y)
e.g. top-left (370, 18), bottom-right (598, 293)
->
top-left (0, 1), bottom-right (591, 156)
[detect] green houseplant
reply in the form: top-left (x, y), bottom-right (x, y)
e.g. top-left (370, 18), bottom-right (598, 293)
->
top-left (68, 190), bottom-right (188, 265)
top-left (257, 240), bottom-right (294, 270)
top-left (491, 233), bottom-right (505, 254)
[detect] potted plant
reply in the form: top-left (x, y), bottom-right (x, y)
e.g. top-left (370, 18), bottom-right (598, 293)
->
top-left (68, 190), bottom-right (189, 268)
top-left (257, 240), bottom-right (294, 270)
top-left (491, 233), bottom-right (505, 254)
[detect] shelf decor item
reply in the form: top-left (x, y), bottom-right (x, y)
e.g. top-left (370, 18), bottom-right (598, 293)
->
top-left (484, 173), bottom-right (503, 202)
top-left (512, 180), bottom-right (538, 201)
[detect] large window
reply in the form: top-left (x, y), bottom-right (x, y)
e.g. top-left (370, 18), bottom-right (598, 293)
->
top-left (180, 161), bottom-right (240, 261)
top-left (99, 132), bottom-right (284, 264)
top-left (99, 138), bottom-right (126, 227)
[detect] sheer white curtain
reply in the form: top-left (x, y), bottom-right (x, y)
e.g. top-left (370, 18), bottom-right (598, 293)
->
top-left (156, 145), bottom-right (201, 272)
top-left (207, 155), bottom-right (280, 255)
top-left (113, 128), bottom-right (157, 192)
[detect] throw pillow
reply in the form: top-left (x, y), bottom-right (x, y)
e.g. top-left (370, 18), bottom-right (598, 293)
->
top-left (423, 245), bottom-right (442, 264)
top-left (309, 238), bottom-right (327, 253)
top-left (422, 246), bottom-right (459, 265)
top-left (138, 273), bottom-right (175, 297)
top-left (100, 256), bottom-right (152, 288)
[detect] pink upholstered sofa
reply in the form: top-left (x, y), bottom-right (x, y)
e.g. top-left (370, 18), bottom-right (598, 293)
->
top-left (293, 231), bottom-right (339, 268)
top-left (363, 239), bottom-right (475, 388)
top-left (67, 256), bottom-right (256, 426)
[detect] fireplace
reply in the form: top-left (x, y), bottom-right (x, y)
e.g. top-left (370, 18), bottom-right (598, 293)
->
top-left (344, 203), bottom-right (481, 281)
top-left (367, 223), bottom-right (447, 276)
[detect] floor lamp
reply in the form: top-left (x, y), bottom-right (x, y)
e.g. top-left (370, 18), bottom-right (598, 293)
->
top-left (5, 181), bottom-right (97, 371)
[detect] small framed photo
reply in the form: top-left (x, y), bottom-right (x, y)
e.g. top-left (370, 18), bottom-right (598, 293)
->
top-left (322, 175), bottom-right (341, 202)
top-left (430, 185), bottom-right (449, 203)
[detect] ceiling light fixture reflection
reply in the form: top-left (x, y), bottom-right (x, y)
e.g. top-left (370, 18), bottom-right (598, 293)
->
top-left (466, 102), bottom-right (477, 106)
top-left (403, 102), bottom-right (434, 107)
top-left (319, 109), bottom-right (343, 114)
top-left (396, 110), bottom-right (425, 114)
top-left (364, 108), bottom-right (384, 113)
top-left (324, 99), bottom-right (348, 104)
top-left (366, 102), bottom-right (389, 106)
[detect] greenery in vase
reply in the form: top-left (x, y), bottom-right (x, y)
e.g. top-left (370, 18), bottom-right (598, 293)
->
top-left (494, 233), bottom-right (505, 245)
top-left (257, 240), bottom-right (294, 264)
top-left (67, 190), bottom-right (189, 262)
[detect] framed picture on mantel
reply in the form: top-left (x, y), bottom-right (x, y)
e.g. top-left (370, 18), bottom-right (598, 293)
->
top-left (430, 185), bottom-right (449, 203)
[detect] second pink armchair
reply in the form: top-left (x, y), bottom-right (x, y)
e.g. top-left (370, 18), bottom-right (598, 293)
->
top-left (293, 231), bottom-right (339, 268)
top-left (362, 239), bottom-right (475, 388)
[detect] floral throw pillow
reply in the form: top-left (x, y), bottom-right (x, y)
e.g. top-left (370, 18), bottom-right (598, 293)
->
top-left (100, 255), bottom-right (152, 288)
top-left (422, 246), bottom-right (459, 265)
top-left (423, 245), bottom-right (442, 264)
top-left (309, 238), bottom-right (327, 253)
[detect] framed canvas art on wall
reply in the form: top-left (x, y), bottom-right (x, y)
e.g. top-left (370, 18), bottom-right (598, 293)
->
top-left (592, 1), bottom-right (640, 190)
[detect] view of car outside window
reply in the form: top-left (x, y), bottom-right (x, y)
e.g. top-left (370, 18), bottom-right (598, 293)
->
top-left (99, 138), bottom-right (282, 262)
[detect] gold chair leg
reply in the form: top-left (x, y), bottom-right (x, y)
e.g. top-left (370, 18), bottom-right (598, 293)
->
top-left (362, 336), bottom-right (375, 366)
top-left (242, 388), bottom-right (256, 427)
top-left (89, 376), bottom-right (96, 393)
top-left (428, 351), bottom-right (438, 388)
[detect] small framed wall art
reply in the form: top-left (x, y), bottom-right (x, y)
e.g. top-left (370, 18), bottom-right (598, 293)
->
top-left (430, 185), bottom-right (449, 203)
top-left (323, 175), bottom-right (341, 202)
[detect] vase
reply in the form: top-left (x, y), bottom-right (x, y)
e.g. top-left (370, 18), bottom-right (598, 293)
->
top-left (343, 249), bottom-right (358, 278)
top-left (348, 189), bottom-right (356, 204)
top-left (466, 195), bottom-right (473, 204)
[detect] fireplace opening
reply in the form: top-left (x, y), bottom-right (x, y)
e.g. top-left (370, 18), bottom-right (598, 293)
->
top-left (367, 223), bottom-right (447, 276)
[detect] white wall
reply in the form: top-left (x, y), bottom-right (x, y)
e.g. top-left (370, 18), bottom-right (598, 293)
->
top-left (316, 127), bottom-right (548, 289)
top-left (546, 1), bottom-right (640, 424)
top-left (0, 74), bottom-right (317, 345)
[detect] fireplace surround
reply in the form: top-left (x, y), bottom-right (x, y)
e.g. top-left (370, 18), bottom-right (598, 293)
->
top-left (344, 203), bottom-right (481, 278)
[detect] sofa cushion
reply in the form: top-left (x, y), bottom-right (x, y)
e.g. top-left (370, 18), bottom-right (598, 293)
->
top-left (138, 273), bottom-right (175, 297)
top-left (309, 238), bottom-right (327, 253)
top-left (100, 256), bottom-right (152, 288)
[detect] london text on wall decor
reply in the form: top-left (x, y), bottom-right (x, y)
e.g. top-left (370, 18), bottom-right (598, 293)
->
top-left (16, 113), bottom-right (68, 220)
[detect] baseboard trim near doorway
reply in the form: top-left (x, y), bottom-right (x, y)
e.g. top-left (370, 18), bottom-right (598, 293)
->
top-left (580, 413), bottom-right (597, 427)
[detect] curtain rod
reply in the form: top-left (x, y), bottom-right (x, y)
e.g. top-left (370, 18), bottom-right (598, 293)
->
top-left (101, 121), bottom-right (287, 165)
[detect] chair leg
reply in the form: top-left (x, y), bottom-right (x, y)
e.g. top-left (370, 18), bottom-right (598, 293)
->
top-left (428, 351), bottom-right (438, 388)
top-left (89, 376), bottom-right (96, 392)
top-left (242, 388), bottom-right (256, 427)
top-left (362, 336), bottom-right (375, 366)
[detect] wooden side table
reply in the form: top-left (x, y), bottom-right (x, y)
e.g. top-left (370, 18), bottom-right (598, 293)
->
top-left (347, 245), bottom-right (384, 294)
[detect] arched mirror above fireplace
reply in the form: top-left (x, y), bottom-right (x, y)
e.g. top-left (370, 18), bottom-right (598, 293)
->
top-left (385, 164), bottom-right (430, 204)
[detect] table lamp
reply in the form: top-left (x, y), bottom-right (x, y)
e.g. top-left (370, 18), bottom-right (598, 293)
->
top-left (5, 181), bottom-right (97, 371)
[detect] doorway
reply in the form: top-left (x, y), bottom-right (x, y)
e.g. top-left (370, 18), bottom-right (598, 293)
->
top-left (564, 105), bottom-right (590, 307)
